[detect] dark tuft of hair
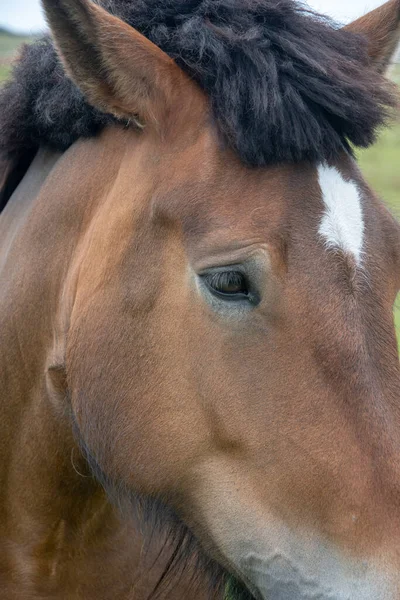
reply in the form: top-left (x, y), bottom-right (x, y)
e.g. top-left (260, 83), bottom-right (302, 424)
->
top-left (0, 0), bottom-right (397, 166)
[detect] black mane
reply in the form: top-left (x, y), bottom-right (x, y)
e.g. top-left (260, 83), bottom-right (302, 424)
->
top-left (0, 0), bottom-right (396, 166)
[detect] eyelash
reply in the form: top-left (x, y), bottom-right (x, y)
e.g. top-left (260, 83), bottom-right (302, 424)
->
top-left (199, 268), bottom-right (262, 307)
top-left (203, 271), bottom-right (249, 297)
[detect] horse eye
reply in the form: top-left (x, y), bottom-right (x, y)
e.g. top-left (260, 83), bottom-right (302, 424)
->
top-left (202, 271), bottom-right (249, 299)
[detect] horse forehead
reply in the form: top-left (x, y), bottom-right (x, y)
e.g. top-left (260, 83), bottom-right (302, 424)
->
top-left (169, 161), bottom-right (313, 237)
top-left (174, 160), bottom-right (367, 248)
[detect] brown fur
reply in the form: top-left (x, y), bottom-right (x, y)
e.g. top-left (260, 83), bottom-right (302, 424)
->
top-left (1, 1), bottom-right (400, 598)
top-left (346, 0), bottom-right (400, 73)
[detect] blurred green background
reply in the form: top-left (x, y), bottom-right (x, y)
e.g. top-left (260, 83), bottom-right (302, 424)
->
top-left (358, 64), bottom-right (400, 345)
top-left (0, 27), bottom-right (33, 81)
top-left (0, 31), bottom-right (399, 347)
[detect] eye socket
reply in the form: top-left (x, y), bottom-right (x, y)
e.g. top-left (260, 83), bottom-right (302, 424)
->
top-left (201, 270), bottom-right (250, 300)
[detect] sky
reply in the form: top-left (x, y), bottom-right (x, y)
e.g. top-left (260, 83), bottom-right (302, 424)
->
top-left (0, 0), bottom-right (390, 34)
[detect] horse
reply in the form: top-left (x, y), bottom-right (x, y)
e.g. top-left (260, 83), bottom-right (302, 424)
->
top-left (1, 0), bottom-right (400, 598)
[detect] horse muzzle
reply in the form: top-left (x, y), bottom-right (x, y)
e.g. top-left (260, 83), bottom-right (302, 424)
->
top-left (240, 550), bottom-right (395, 600)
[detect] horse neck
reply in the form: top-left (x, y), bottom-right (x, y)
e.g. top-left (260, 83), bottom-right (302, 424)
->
top-left (0, 140), bottom-right (122, 541)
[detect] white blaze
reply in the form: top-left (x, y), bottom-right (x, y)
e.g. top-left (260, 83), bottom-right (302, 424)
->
top-left (318, 164), bottom-right (364, 265)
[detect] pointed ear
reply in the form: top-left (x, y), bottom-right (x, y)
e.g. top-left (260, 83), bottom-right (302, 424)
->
top-left (345, 0), bottom-right (400, 74)
top-left (41, 0), bottom-right (187, 127)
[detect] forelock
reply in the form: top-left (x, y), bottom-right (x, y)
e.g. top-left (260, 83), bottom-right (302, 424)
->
top-left (0, 0), bottom-right (396, 165)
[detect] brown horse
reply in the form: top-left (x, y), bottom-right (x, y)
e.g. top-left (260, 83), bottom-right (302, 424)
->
top-left (1, 0), bottom-right (400, 598)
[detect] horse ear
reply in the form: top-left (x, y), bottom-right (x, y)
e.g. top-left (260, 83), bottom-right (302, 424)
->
top-left (345, 0), bottom-right (400, 74)
top-left (41, 0), bottom-right (187, 127)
